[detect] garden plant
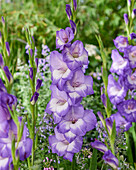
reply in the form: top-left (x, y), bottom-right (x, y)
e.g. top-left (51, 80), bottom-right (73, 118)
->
top-left (0, 0), bottom-right (136, 169)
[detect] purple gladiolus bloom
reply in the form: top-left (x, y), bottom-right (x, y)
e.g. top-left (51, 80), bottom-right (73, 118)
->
top-left (56, 27), bottom-right (74, 50)
top-left (58, 106), bottom-right (97, 142)
top-left (63, 40), bottom-right (88, 70)
top-left (66, 4), bottom-right (72, 19)
top-left (0, 54), bottom-right (4, 68)
top-left (70, 20), bottom-right (76, 34)
top-left (124, 70), bottom-right (136, 90)
top-left (0, 91), bottom-right (17, 124)
top-left (0, 118), bottom-right (32, 165)
top-left (30, 92), bottom-right (39, 105)
top-left (64, 70), bottom-right (94, 98)
top-left (50, 51), bottom-right (73, 90)
top-left (49, 127), bottom-right (83, 162)
top-left (46, 85), bottom-right (70, 117)
top-left (3, 66), bottom-right (13, 84)
top-left (5, 42), bottom-right (10, 56)
top-left (107, 74), bottom-right (127, 105)
top-left (103, 150), bottom-right (119, 169)
top-left (101, 113), bottom-right (131, 135)
top-left (130, 32), bottom-right (136, 40)
top-left (91, 140), bottom-right (108, 153)
top-left (113, 36), bottom-right (128, 52)
top-left (117, 99), bottom-right (136, 122)
top-left (73, 0), bottom-right (77, 11)
top-left (110, 49), bottom-right (129, 75)
top-left (124, 45), bottom-right (136, 68)
top-left (0, 157), bottom-right (12, 170)
top-left (124, 13), bottom-right (129, 25)
top-left (110, 112), bottom-right (132, 132)
top-left (36, 79), bottom-right (42, 91)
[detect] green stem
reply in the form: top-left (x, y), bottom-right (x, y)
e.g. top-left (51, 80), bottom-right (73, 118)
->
top-left (131, 123), bottom-right (136, 157)
top-left (55, 154), bottom-right (59, 169)
top-left (71, 155), bottom-right (76, 170)
top-left (31, 105), bottom-right (35, 166)
top-left (27, 157), bottom-right (31, 170)
top-left (125, 131), bottom-right (134, 166)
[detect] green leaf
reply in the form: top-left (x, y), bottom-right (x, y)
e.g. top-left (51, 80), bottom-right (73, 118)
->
top-left (89, 148), bottom-right (97, 170)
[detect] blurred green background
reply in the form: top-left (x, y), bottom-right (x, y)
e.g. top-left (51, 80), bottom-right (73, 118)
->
top-left (0, 0), bottom-right (127, 52)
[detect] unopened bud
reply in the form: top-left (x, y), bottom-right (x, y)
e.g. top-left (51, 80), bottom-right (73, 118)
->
top-left (35, 58), bottom-right (39, 68)
top-left (73, 0), bottom-right (77, 11)
top-left (3, 66), bottom-right (13, 84)
top-left (0, 54), bottom-right (4, 68)
top-left (1, 16), bottom-right (5, 25)
top-left (36, 79), bottom-right (42, 91)
top-left (5, 42), bottom-right (10, 56)
top-left (132, 9), bottom-right (136, 19)
top-left (66, 4), bottom-right (72, 19)
top-left (124, 13), bottom-right (129, 25)
top-left (30, 92), bottom-right (39, 105)
top-left (130, 32), bottom-right (136, 40)
top-left (29, 67), bottom-right (33, 80)
top-left (128, 0), bottom-right (131, 6)
top-left (70, 20), bottom-right (76, 34)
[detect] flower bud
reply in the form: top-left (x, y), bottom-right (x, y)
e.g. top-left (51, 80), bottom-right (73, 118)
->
top-left (35, 58), bottom-right (39, 68)
top-left (124, 13), bottom-right (129, 25)
top-left (101, 87), bottom-right (106, 107)
top-left (66, 4), bottom-right (72, 19)
top-left (73, 0), bottom-right (77, 11)
top-left (5, 42), bottom-right (10, 56)
top-left (70, 20), bottom-right (76, 34)
top-left (30, 92), bottom-right (39, 105)
top-left (3, 66), bottom-right (13, 84)
top-left (36, 79), bottom-right (42, 91)
top-left (29, 67), bottom-right (33, 80)
top-left (0, 54), bottom-right (4, 68)
top-left (105, 118), bottom-right (113, 135)
top-left (97, 111), bottom-right (105, 127)
top-left (91, 140), bottom-right (108, 153)
top-left (128, 0), bottom-right (131, 6)
top-left (103, 150), bottom-right (119, 169)
top-left (130, 32), bottom-right (136, 40)
top-left (32, 36), bottom-right (35, 44)
top-left (1, 16), bottom-right (5, 25)
top-left (132, 9), bottom-right (136, 19)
